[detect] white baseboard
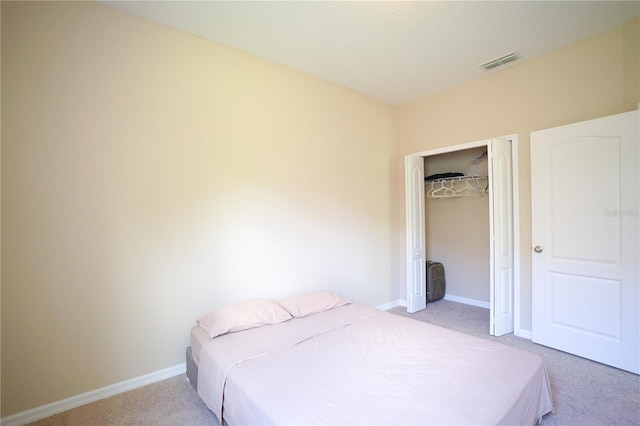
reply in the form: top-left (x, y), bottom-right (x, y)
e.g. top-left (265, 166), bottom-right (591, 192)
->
top-left (1, 363), bottom-right (186, 426)
top-left (515, 328), bottom-right (532, 340)
top-left (375, 299), bottom-right (405, 310)
top-left (443, 294), bottom-right (490, 309)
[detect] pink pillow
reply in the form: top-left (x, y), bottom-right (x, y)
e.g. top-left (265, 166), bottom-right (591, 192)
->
top-left (278, 291), bottom-right (352, 318)
top-left (197, 299), bottom-right (292, 338)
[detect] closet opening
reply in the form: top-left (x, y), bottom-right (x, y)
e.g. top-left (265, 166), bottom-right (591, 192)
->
top-left (425, 147), bottom-right (489, 307)
top-left (404, 137), bottom-right (520, 336)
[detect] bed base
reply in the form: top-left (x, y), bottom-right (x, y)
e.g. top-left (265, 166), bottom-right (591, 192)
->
top-left (186, 346), bottom-right (198, 392)
top-left (187, 346), bottom-right (228, 425)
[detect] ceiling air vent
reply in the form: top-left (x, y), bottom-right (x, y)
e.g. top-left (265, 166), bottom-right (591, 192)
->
top-left (480, 52), bottom-right (520, 70)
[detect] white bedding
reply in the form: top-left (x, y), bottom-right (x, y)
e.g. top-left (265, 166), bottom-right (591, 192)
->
top-left (190, 325), bottom-right (210, 367)
top-left (197, 303), bottom-right (553, 425)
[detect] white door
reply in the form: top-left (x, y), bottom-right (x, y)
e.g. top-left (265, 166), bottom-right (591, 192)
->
top-left (489, 139), bottom-right (515, 336)
top-left (531, 110), bottom-right (639, 374)
top-left (405, 154), bottom-right (426, 313)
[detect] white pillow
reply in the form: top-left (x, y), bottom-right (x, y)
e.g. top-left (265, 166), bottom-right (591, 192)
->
top-left (197, 299), bottom-right (292, 339)
top-left (277, 291), bottom-right (352, 318)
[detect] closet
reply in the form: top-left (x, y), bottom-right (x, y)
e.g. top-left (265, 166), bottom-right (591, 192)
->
top-left (424, 147), bottom-right (490, 308)
top-left (406, 137), bottom-right (516, 336)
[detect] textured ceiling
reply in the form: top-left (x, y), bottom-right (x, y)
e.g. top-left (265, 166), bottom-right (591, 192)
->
top-left (102, 1), bottom-right (639, 105)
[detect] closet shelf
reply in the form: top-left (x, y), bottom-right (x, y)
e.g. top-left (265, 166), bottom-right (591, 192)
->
top-left (425, 175), bottom-right (488, 199)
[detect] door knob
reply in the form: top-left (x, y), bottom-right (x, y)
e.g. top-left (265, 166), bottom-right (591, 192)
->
top-left (534, 245), bottom-right (543, 253)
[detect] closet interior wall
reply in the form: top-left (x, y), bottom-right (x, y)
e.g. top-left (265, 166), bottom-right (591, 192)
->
top-left (424, 147), bottom-right (490, 306)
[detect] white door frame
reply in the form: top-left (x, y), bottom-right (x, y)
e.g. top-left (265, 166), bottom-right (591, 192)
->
top-left (405, 135), bottom-right (521, 336)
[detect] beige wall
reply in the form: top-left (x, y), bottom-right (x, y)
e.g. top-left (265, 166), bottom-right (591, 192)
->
top-left (1, 2), bottom-right (397, 416)
top-left (396, 16), bottom-right (640, 333)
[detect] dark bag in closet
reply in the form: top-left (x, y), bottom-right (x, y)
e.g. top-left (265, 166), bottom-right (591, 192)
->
top-left (426, 261), bottom-right (446, 302)
top-left (425, 172), bottom-right (464, 181)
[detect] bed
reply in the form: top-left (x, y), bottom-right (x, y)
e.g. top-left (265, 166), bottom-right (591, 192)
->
top-left (187, 292), bottom-right (553, 425)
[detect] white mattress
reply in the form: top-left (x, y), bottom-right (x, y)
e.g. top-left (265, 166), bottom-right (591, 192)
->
top-left (190, 325), bottom-right (210, 367)
top-left (196, 303), bottom-right (553, 425)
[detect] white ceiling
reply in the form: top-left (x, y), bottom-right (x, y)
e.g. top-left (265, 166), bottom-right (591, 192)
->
top-left (102, 1), bottom-right (639, 105)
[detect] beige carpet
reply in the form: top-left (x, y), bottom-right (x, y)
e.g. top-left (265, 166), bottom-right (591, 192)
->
top-left (29, 300), bottom-right (639, 425)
